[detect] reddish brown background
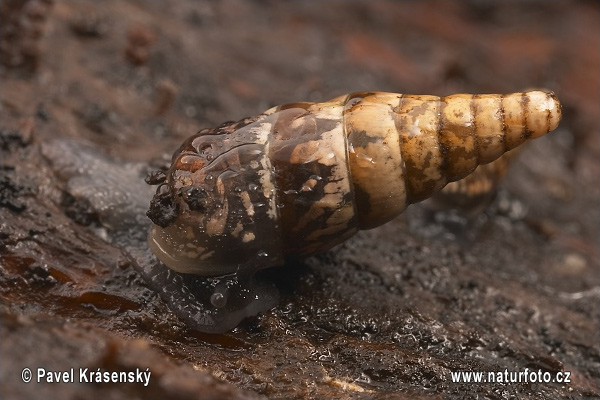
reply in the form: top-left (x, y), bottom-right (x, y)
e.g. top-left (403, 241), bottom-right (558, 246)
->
top-left (1, 1), bottom-right (598, 399)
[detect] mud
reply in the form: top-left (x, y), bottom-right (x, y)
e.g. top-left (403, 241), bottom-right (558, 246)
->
top-left (1, 1), bottom-right (599, 399)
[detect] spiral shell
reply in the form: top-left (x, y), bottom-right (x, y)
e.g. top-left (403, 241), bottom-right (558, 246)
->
top-left (147, 90), bottom-right (561, 277)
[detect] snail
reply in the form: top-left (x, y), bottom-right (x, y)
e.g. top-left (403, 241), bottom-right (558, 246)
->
top-left (143, 90), bottom-right (562, 333)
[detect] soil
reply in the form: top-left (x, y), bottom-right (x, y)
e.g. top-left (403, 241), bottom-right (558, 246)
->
top-left (1, 1), bottom-right (599, 399)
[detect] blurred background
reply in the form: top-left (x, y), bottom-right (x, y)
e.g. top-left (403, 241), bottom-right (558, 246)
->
top-left (1, 1), bottom-right (598, 399)
top-left (2, 1), bottom-right (597, 157)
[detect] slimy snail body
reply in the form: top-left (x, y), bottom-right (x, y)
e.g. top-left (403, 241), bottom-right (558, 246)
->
top-left (146, 90), bottom-right (561, 332)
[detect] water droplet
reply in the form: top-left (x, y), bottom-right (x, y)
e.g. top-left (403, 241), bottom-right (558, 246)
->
top-left (180, 154), bottom-right (200, 166)
top-left (205, 175), bottom-right (214, 183)
top-left (210, 292), bottom-right (227, 308)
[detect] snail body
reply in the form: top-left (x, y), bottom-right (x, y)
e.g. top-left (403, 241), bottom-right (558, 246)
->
top-left (144, 90), bottom-right (561, 332)
top-left (148, 90), bottom-right (561, 274)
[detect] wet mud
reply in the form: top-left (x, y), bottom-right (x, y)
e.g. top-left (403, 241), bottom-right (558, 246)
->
top-left (1, 1), bottom-right (599, 399)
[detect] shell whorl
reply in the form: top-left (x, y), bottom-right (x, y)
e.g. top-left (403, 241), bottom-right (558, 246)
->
top-left (330, 91), bottom-right (561, 228)
top-left (147, 90), bottom-right (561, 275)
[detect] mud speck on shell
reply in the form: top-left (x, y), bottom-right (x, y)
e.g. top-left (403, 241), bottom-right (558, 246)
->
top-left (1, 2), bottom-right (598, 399)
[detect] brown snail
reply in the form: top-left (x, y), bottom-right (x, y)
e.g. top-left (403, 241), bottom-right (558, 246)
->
top-left (145, 90), bottom-right (561, 332)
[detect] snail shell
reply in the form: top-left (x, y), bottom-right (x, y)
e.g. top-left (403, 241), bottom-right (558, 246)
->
top-left (147, 90), bottom-right (561, 279)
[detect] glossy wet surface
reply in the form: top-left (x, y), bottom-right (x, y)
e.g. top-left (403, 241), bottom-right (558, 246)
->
top-left (1, 1), bottom-right (598, 399)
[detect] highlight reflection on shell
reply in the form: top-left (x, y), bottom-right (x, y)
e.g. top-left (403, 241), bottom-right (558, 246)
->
top-left (147, 90), bottom-right (562, 277)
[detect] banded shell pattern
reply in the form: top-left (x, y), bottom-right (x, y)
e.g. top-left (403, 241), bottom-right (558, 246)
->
top-left (147, 90), bottom-right (562, 278)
